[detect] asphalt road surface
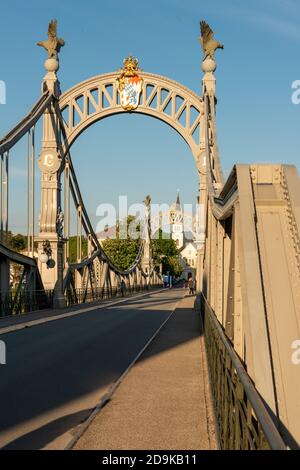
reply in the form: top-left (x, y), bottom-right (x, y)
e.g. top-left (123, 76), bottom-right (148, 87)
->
top-left (0, 288), bottom-right (184, 450)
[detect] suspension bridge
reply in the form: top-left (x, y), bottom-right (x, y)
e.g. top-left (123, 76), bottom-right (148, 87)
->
top-left (0, 20), bottom-right (299, 450)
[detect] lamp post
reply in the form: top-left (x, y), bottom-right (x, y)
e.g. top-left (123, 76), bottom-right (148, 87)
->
top-left (159, 254), bottom-right (166, 277)
top-left (39, 240), bottom-right (53, 268)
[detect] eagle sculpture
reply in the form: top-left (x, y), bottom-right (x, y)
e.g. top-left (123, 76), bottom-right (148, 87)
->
top-left (37, 19), bottom-right (65, 59)
top-left (199, 21), bottom-right (224, 61)
top-left (144, 195), bottom-right (151, 207)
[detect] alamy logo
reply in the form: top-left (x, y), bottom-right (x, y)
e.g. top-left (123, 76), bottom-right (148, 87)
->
top-left (291, 80), bottom-right (300, 105)
top-left (0, 340), bottom-right (6, 365)
top-left (291, 340), bottom-right (300, 365)
top-left (0, 80), bottom-right (6, 104)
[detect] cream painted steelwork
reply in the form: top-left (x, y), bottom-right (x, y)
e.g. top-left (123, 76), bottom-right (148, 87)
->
top-left (1, 19), bottom-right (299, 449)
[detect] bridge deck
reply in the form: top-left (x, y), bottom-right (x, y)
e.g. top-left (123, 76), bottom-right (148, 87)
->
top-left (74, 294), bottom-right (217, 450)
top-left (1, 288), bottom-right (213, 450)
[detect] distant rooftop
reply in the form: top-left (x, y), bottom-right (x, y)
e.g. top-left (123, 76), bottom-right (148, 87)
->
top-left (97, 225), bottom-right (117, 240)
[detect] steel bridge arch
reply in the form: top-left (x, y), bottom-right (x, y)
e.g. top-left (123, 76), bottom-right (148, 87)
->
top-left (58, 71), bottom-right (204, 161)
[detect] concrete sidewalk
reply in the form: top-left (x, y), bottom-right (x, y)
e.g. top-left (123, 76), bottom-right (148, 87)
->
top-left (74, 295), bottom-right (218, 450)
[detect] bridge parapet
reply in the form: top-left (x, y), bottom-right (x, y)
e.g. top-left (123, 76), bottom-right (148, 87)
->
top-left (202, 162), bottom-right (300, 448)
top-left (201, 294), bottom-right (287, 450)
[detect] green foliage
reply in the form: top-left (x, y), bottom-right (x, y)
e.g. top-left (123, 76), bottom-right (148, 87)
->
top-left (10, 234), bottom-right (26, 252)
top-left (103, 238), bottom-right (140, 270)
top-left (152, 230), bottom-right (179, 260)
top-left (102, 216), bottom-right (140, 270)
top-left (1, 231), bottom-right (26, 252)
top-left (162, 256), bottom-right (183, 278)
top-left (152, 229), bottom-right (183, 278)
top-left (68, 236), bottom-right (88, 263)
top-left (1, 223), bottom-right (183, 278)
top-left (102, 221), bottom-right (184, 274)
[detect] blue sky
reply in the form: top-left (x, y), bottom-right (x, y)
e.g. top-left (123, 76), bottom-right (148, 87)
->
top-left (0, 0), bottom-right (300, 233)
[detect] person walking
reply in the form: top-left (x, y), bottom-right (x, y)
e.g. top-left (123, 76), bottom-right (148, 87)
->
top-left (188, 277), bottom-right (194, 295)
top-left (119, 279), bottom-right (126, 297)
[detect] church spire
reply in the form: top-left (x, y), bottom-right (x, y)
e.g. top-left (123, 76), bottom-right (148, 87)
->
top-left (176, 190), bottom-right (180, 207)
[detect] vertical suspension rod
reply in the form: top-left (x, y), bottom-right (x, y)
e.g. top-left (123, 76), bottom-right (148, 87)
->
top-left (27, 130), bottom-right (31, 255)
top-left (77, 205), bottom-right (82, 262)
top-left (64, 161), bottom-right (70, 264)
top-left (5, 151), bottom-right (8, 243)
top-left (79, 205), bottom-right (82, 262)
top-left (0, 153), bottom-right (3, 242)
top-left (31, 126), bottom-right (35, 257)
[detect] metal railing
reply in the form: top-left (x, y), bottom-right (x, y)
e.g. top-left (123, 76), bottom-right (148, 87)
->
top-left (201, 294), bottom-right (287, 450)
top-left (65, 284), bottom-right (162, 307)
top-left (0, 289), bottom-right (54, 316)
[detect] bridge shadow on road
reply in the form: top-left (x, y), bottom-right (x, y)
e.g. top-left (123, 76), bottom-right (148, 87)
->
top-left (0, 290), bottom-right (202, 449)
top-left (2, 409), bottom-right (92, 450)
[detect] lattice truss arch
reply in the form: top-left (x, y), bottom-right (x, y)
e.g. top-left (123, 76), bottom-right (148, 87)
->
top-left (58, 72), bottom-right (204, 158)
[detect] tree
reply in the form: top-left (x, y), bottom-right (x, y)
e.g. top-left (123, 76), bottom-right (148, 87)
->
top-left (67, 236), bottom-right (88, 263)
top-left (162, 255), bottom-right (183, 278)
top-left (152, 230), bottom-right (183, 277)
top-left (10, 234), bottom-right (26, 252)
top-left (102, 216), bottom-right (140, 270)
top-left (152, 230), bottom-right (179, 261)
top-left (103, 238), bottom-right (140, 270)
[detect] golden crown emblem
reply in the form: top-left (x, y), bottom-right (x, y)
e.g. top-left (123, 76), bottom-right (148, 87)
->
top-left (122, 55), bottom-right (140, 76)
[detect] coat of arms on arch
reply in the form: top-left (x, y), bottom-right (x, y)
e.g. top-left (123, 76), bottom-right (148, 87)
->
top-left (117, 55), bottom-right (143, 111)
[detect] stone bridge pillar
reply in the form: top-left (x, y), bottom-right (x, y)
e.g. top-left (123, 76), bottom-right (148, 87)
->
top-left (141, 197), bottom-right (152, 285)
top-left (195, 57), bottom-right (217, 292)
top-left (37, 59), bottom-right (65, 307)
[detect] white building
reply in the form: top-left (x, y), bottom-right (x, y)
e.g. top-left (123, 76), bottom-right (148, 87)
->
top-left (180, 242), bottom-right (198, 279)
top-left (169, 193), bottom-right (197, 280)
top-left (170, 193), bottom-right (184, 249)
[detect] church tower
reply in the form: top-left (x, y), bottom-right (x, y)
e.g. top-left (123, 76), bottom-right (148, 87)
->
top-left (170, 192), bottom-right (184, 249)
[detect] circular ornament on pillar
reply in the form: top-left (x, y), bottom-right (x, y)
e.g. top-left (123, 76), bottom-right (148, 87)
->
top-left (44, 58), bottom-right (59, 72)
top-left (201, 58), bottom-right (216, 73)
top-left (38, 149), bottom-right (61, 173)
top-left (39, 252), bottom-right (49, 264)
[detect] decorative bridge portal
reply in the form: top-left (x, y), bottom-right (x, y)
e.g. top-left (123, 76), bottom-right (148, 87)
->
top-left (37, 53), bottom-right (223, 301)
top-left (59, 70), bottom-right (203, 157)
top-left (0, 19), bottom-right (299, 450)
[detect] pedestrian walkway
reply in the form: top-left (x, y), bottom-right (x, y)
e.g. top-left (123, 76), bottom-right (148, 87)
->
top-left (74, 295), bottom-right (218, 450)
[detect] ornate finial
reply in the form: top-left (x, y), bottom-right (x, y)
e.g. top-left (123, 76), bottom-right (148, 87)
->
top-left (122, 55), bottom-right (140, 77)
top-left (37, 19), bottom-right (65, 72)
top-left (144, 195), bottom-right (151, 207)
top-left (199, 20), bottom-right (224, 72)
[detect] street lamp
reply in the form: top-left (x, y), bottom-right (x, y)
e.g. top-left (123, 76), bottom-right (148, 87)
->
top-left (39, 240), bottom-right (53, 267)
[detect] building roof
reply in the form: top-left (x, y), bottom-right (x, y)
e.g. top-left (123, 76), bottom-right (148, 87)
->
top-left (180, 241), bottom-right (198, 254)
top-left (97, 225), bottom-right (116, 240)
top-left (170, 191), bottom-right (181, 213)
